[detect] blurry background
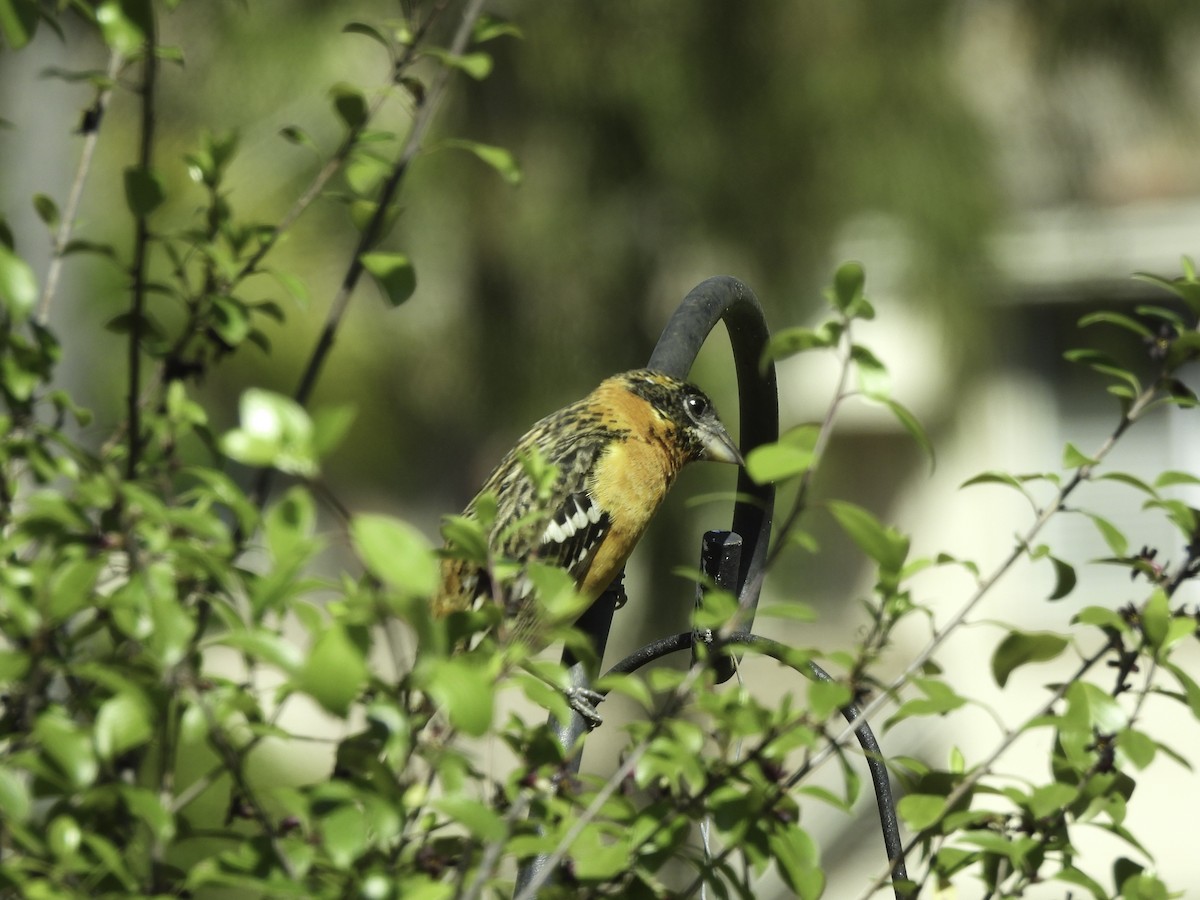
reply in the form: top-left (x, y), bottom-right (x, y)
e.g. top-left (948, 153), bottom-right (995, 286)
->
top-left (4, 1), bottom-right (1200, 896)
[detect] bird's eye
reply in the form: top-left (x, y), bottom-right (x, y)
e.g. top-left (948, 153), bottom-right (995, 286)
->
top-left (685, 394), bottom-right (710, 419)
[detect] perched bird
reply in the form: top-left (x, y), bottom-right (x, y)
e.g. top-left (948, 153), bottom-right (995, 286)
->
top-left (436, 368), bottom-right (744, 640)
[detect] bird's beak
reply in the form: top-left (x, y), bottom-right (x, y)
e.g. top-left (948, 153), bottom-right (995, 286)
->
top-left (699, 423), bottom-right (745, 466)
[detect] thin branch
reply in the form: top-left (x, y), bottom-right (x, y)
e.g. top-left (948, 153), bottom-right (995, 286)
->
top-left (854, 643), bottom-right (1112, 900)
top-left (230, 4), bottom-right (449, 286)
top-left (797, 383), bottom-right (1158, 795)
top-left (512, 665), bottom-right (707, 900)
top-left (766, 319), bottom-right (854, 568)
top-left (250, 0), bottom-right (488, 509)
top-left (37, 51), bottom-right (124, 325)
top-left (192, 689), bottom-right (298, 881)
top-left (127, 34), bottom-right (158, 479)
top-left (460, 790), bottom-right (533, 900)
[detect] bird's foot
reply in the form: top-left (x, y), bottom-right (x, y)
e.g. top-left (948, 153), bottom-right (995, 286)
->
top-left (565, 686), bottom-right (606, 728)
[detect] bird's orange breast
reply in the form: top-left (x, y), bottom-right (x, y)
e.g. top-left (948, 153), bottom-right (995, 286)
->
top-left (575, 422), bottom-right (684, 598)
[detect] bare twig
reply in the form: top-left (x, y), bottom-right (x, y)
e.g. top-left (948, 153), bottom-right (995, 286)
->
top-left (37, 51), bottom-right (124, 325)
top-left (766, 318), bottom-right (855, 568)
top-left (230, 4), bottom-right (446, 286)
top-left (794, 382), bottom-right (1158, 818)
top-left (251, 0), bottom-right (488, 509)
top-left (512, 666), bottom-right (706, 900)
top-left (192, 689), bottom-right (298, 880)
top-left (127, 33), bottom-right (158, 479)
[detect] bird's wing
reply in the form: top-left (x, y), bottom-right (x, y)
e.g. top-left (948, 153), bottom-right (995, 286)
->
top-left (539, 490), bottom-right (612, 581)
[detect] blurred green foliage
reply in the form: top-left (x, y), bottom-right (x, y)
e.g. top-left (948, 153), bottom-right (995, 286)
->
top-left (3, 1), bottom-right (1200, 897)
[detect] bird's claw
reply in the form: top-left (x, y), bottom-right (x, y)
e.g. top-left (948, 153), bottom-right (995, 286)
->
top-left (566, 686), bottom-right (605, 728)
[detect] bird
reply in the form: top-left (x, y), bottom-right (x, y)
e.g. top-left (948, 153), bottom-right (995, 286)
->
top-left (435, 368), bottom-right (744, 645)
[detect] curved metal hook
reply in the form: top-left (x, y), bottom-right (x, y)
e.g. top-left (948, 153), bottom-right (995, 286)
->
top-left (647, 275), bottom-right (778, 624)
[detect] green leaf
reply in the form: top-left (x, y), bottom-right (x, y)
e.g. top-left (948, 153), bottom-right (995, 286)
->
top-left (807, 679), bottom-right (851, 721)
top-left (1133, 270), bottom-right (1200, 317)
top-left (1141, 589), bottom-right (1169, 650)
top-left (897, 794), bottom-right (945, 831)
top-left (268, 267), bottom-right (310, 307)
top-left (757, 601), bottom-right (818, 623)
top-left (1083, 511), bottom-right (1129, 557)
top-left (0, 242), bottom-right (38, 322)
top-left (878, 397), bottom-right (934, 470)
top-left (1078, 311), bottom-right (1153, 338)
top-left (123, 165), bottom-right (166, 217)
top-left (1162, 616), bottom-right (1197, 652)
top-left (473, 15), bottom-right (523, 42)
top-left (32, 193), bottom-right (59, 230)
top-left (264, 486), bottom-right (317, 564)
top-left (279, 125), bottom-right (318, 152)
top-left (311, 404), bottom-right (356, 459)
top-left (991, 631), bottom-right (1069, 688)
top-left (425, 47), bottom-right (493, 79)
top-left (94, 692), bottom-right (153, 760)
top-left (330, 82), bottom-right (369, 130)
top-left (1063, 681), bottom-right (1128, 734)
top-left (594, 672), bottom-right (652, 710)
top-left (1063, 349), bottom-right (1143, 397)
top-left (360, 251), bottom-right (417, 307)
top-left (960, 471), bottom-right (1043, 501)
top-left (345, 150), bottom-right (391, 196)
top-left (45, 557), bottom-right (105, 622)
top-left (221, 388), bottom-right (317, 476)
top-left (432, 796), bottom-right (506, 841)
top-left (147, 563), bottom-right (194, 667)
top-left (320, 803), bottom-right (370, 867)
top-left (211, 629), bottom-right (303, 674)
top-left (1120, 872), bottom-right (1170, 900)
top-left (759, 323), bottom-right (838, 369)
top-left (1142, 497), bottom-right (1198, 537)
top-left (422, 657), bottom-right (494, 736)
top-left (440, 513), bottom-right (489, 565)
top-left (1155, 470), bottom-right (1200, 488)
top-left (48, 814), bottom-right (82, 862)
top-left (831, 260), bottom-right (864, 312)
top-left (82, 832), bottom-right (137, 890)
top-left (210, 295), bottom-right (250, 345)
top-left (1028, 782), bottom-right (1078, 819)
top-left (342, 21), bottom-right (391, 52)
top-left (351, 513), bottom-right (439, 597)
top-left (885, 677), bottom-right (968, 727)
top-left (96, 0), bottom-right (152, 55)
top-left (298, 624), bottom-right (369, 716)
top-left (528, 561), bottom-right (589, 623)
top-left (768, 826), bottom-right (823, 900)
top-left (34, 710), bottom-right (98, 789)
top-left (827, 500), bottom-right (909, 576)
top-left (1163, 661), bottom-right (1200, 720)
top-left (1073, 605), bottom-right (1130, 632)
top-left (0, 765), bottom-right (31, 823)
top-left (120, 786), bottom-right (176, 844)
top-left (851, 344), bottom-right (889, 398)
top-left (1118, 728), bottom-right (1156, 769)
top-left (1063, 442), bottom-right (1098, 469)
top-left (441, 138), bottom-right (522, 185)
top-left (515, 671), bottom-right (573, 723)
top-left (0, 0), bottom-right (40, 49)
top-left (745, 424), bottom-right (819, 484)
top-left (1047, 554), bottom-right (1077, 600)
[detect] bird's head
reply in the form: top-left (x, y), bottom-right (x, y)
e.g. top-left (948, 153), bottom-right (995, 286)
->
top-left (618, 369), bottom-right (745, 467)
